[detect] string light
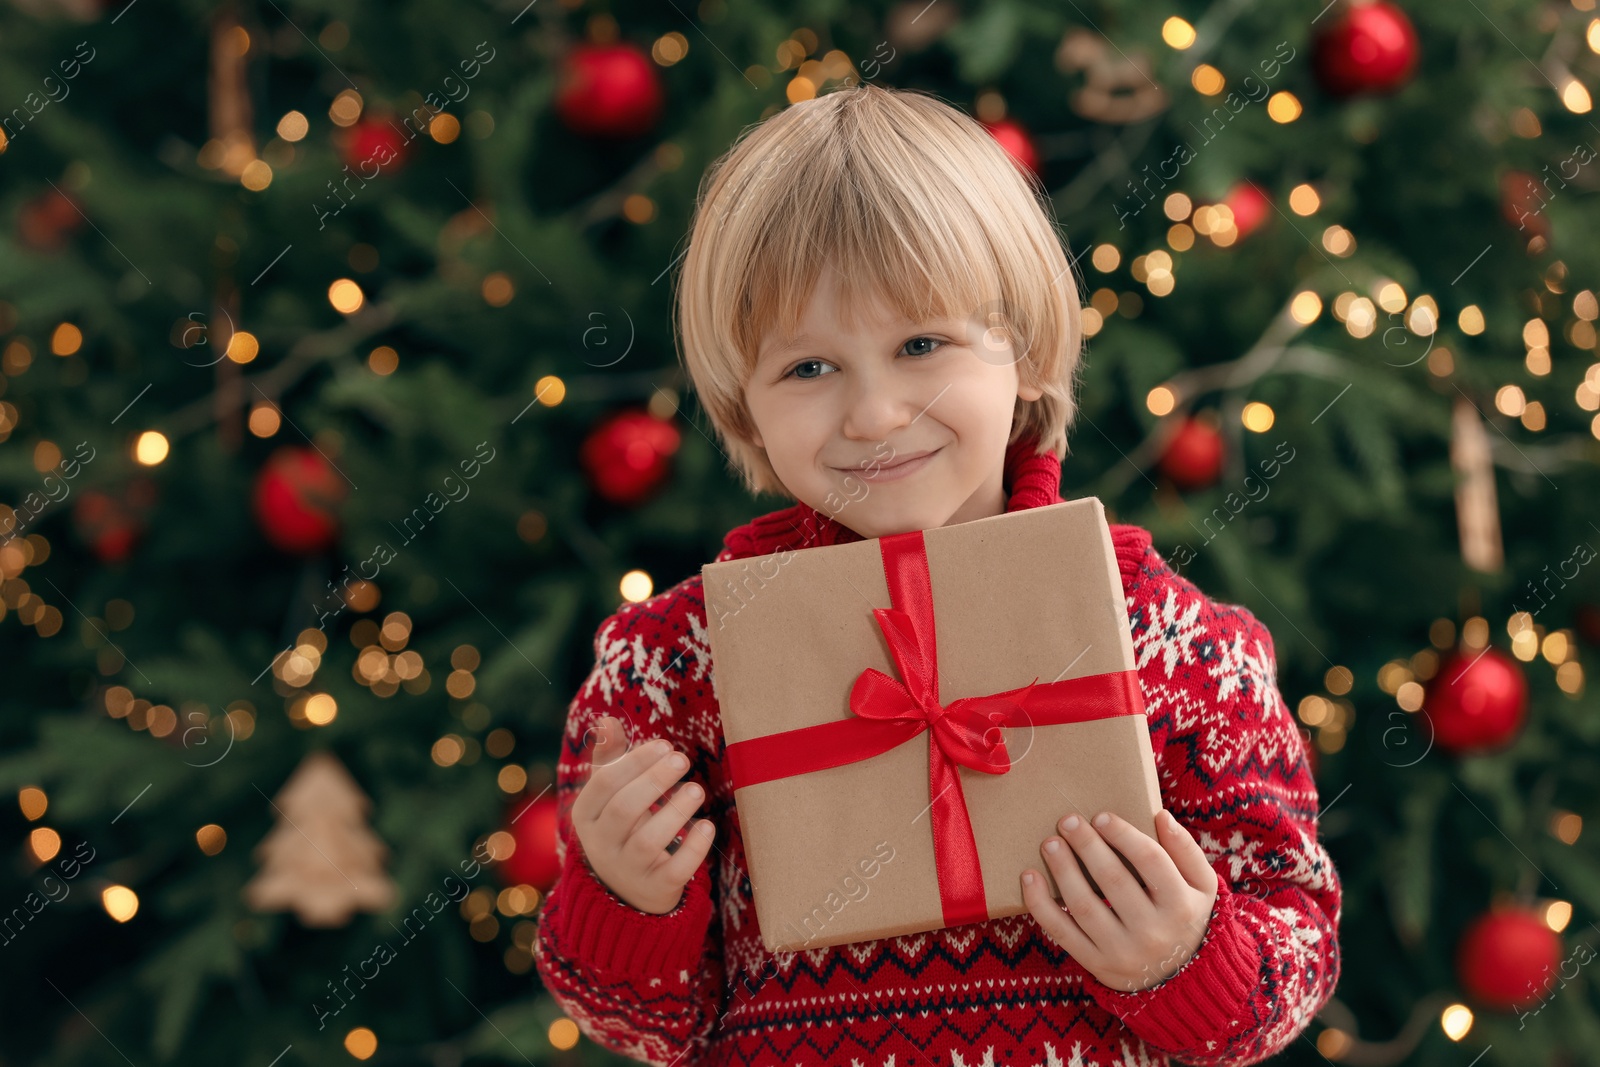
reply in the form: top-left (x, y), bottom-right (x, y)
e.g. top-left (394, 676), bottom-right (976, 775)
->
top-left (134, 431), bottom-right (169, 466)
top-left (1559, 75), bottom-right (1592, 113)
top-left (226, 330), bottom-right (259, 364)
top-left (1191, 64), bottom-right (1224, 95)
top-left (1494, 384), bottom-right (1526, 417)
top-left (1266, 91), bottom-right (1302, 122)
top-left (1377, 659), bottom-right (1413, 694)
top-left (429, 114), bottom-right (461, 144)
top-left (652, 31), bottom-right (689, 65)
top-left (1290, 291), bottom-right (1323, 325)
top-left (446, 665), bottom-right (476, 699)
top-left (328, 279), bottom-right (364, 314)
top-left (620, 570), bottom-right (653, 602)
top-left (329, 89), bottom-right (363, 128)
top-left (1441, 1004), bottom-right (1474, 1041)
top-left (1344, 297), bottom-right (1376, 338)
top-left (482, 273), bottom-right (514, 307)
top-left (1407, 296), bottom-right (1438, 335)
top-left (549, 1018), bottom-right (581, 1051)
top-left (29, 826), bottom-right (60, 862)
top-left (18, 787), bottom-right (47, 820)
top-left (102, 885), bottom-right (139, 922)
top-left (1288, 184), bottom-right (1320, 215)
top-left (623, 194), bottom-right (657, 224)
top-left (276, 110), bottom-right (308, 142)
top-left (240, 159), bottom-right (272, 191)
top-left (1316, 1028), bottom-right (1352, 1059)
top-left (1321, 225), bottom-right (1355, 256)
top-left (304, 693), bottom-right (337, 726)
top-left (432, 735), bottom-right (466, 766)
top-left (1241, 401), bottom-right (1275, 432)
top-left (1550, 810), bottom-right (1583, 844)
top-left (1161, 16), bottom-right (1196, 49)
top-left (344, 1028), bottom-right (378, 1060)
top-left (1557, 660), bottom-right (1585, 694)
top-left (1081, 305), bottom-right (1105, 338)
top-left (1430, 618), bottom-right (1456, 648)
top-left (50, 323), bottom-right (82, 356)
top-left (535, 375), bottom-right (565, 406)
top-left (483, 724), bottom-right (511, 756)
top-left (368, 346), bottom-right (398, 375)
top-left (196, 824), bottom-right (227, 856)
top-left (249, 404), bottom-right (281, 437)
top-left (1375, 281), bottom-right (1407, 314)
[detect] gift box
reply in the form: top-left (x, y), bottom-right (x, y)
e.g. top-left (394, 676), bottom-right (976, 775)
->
top-left (701, 497), bottom-right (1162, 953)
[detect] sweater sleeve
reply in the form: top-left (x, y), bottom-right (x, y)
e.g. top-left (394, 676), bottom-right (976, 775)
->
top-left (533, 600), bottom-right (727, 1066)
top-left (1084, 559), bottom-right (1342, 1066)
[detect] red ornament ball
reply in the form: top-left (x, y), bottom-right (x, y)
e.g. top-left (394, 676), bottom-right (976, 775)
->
top-left (983, 118), bottom-right (1040, 177)
top-left (72, 478), bottom-right (157, 564)
top-left (252, 445), bottom-right (348, 555)
top-left (340, 118), bottom-right (408, 173)
top-left (499, 793), bottom-right (561, 891)
top-left (1456, 907), bottom-right (1562, 1012)
top-left (1500, 170), bottom-right (1552, 239)
top-left (1425, 646), bottom-right (1528, 755)
top-left (1157, 417), bottom-right (1224, 490)
top-left (17, 187), bottom-right (86, 253)
top-left (581, 410), bottom-right (681, 505)
top-left (1222, 182), bottom-right (1272, 240)
top-left (1313, 1), bottom-right (1419, 97)
top-left (1575, 603), bottom-right (1600, 648)
top-left (555, 43), bottom-right (664, 139)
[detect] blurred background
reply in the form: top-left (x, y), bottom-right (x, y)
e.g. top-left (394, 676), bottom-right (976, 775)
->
top-left (1, 0), bottom-right (1599, 1063)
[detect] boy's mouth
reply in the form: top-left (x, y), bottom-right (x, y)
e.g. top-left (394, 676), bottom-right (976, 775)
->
top-left (834, 446), bottom-right (943, 482)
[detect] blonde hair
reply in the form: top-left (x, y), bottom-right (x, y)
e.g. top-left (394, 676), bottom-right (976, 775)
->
top-left (674, 84), bottom-right (1083, 499)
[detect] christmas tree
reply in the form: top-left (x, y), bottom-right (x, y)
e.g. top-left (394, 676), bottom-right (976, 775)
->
top-left (1, 0), bottom-right (1598, 1064)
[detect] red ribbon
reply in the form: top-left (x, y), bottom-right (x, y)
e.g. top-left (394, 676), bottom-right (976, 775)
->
top-left (724, 529), bottom-right (1145, 929)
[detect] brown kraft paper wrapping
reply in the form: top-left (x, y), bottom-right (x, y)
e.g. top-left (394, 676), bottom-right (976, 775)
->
top-left (702, 497), bottom-right (1162, 953)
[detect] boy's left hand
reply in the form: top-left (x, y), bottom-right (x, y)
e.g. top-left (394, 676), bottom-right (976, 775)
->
top-left (1021, 808), bottom-right (1219, 994)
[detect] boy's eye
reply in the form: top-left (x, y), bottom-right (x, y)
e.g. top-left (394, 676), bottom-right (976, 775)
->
top-left (781, 339), bottom-right (941, 380)
top-left (787, 359), bottom-right (834, 381)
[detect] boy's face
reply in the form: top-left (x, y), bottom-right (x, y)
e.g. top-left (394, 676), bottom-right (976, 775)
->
top-left (744, 270), bottom-right (1042, 540)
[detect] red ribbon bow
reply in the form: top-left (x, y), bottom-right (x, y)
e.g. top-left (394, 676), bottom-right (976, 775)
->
top-left (724, 529), bottom-right (1144, 929)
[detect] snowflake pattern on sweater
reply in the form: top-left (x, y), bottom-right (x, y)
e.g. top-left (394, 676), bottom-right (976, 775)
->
top-left (533, 444), bottom-right (1341, 1067)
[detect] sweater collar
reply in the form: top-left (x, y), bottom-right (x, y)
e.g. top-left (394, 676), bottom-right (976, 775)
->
top-left (718, 436), bottom-right (1154, 585)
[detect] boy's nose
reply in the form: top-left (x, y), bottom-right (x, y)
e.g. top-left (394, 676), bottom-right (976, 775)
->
top-left (840, 377), bottom-right (915, 442)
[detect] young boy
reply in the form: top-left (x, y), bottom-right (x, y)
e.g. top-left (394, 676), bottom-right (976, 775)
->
top-left (533, 84), bottom-right (1341, 1067)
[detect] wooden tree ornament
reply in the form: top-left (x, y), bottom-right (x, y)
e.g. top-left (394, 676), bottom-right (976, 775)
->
top-left (1450, 395), bottom-right (1504, 573)
top-left (244, 750), bottom-right (397, 927)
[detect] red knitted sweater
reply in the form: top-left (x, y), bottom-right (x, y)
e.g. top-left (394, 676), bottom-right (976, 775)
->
top-left (534, 438), bottom-right (1342, 1067)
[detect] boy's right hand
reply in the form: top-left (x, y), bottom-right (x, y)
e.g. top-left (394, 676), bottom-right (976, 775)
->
top-left (571, 714), bottom-right (717, 915)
